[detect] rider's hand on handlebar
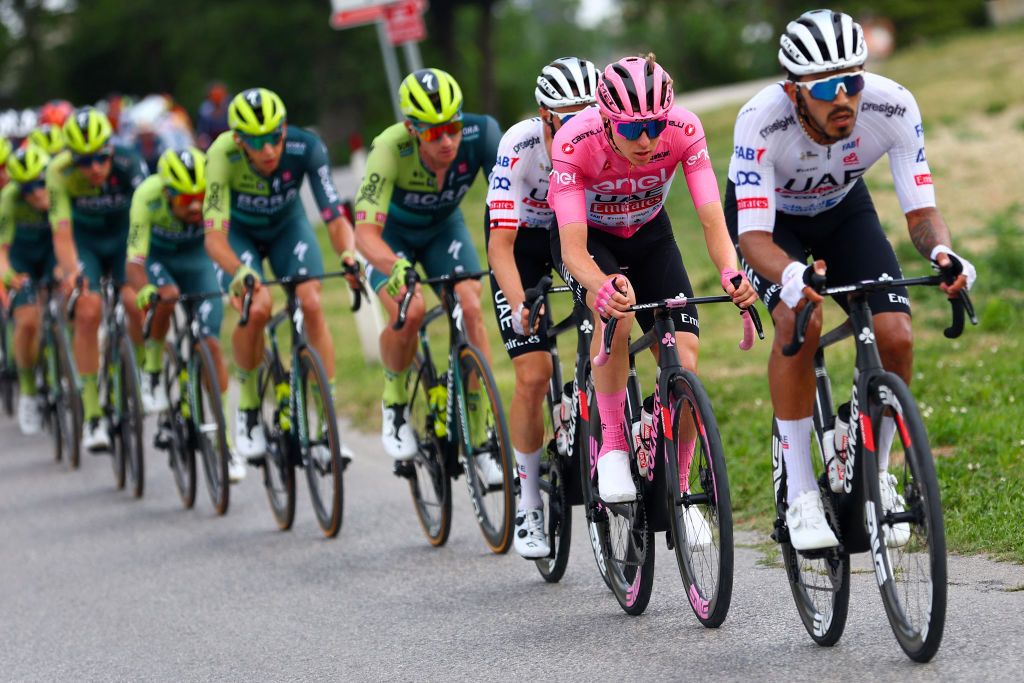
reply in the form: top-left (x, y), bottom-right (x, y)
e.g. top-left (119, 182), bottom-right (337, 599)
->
top-left (594, 274), bottom-right (632, 320)
top-left (340, 249), bottom-right (362, 292)
top-left (720, 267), bottom-right (758, 309)
top-left (780, 260), bottom-right (826, 310)
top-left (2, 270), bottom-right (28, 290)
top-left (229, 265), bottom-right (260, 298)
top-left (930, 245), bottom-right (975, 297)
top-left (510, 301), bottom-right (539, 336)
top-left (385, 258), bottom-right (413, 301)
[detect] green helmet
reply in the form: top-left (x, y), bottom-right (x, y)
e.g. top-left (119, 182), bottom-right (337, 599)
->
top-left (399, 68), bottom-right (463, 124)
top-left (63, 107), bottom-right (113, 155)
top-left (157, 147), bottom-right (206, 194)
top-left (0, 137), bottom-right (11, 166)
top-left (228, 88), bottom-right (286, 135)
top-left (7, 144), bottom-right (50, 185)
top-left (28, 124), bottom-right (65, 156)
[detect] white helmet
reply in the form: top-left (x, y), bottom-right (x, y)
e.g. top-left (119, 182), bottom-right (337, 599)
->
top-left (779, 10), bottom-right (867, 77)
top-left (534, 57), bottom-right (599, 109)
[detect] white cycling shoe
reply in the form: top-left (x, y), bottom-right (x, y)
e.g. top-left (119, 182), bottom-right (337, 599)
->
top-left (597, 450), bottom-right (636, 503)
top-left (683, 505), bottom-right (713, 549)
top-left (227, 450), bottom-right (247, 483)
top-left (514, 508), bottom-right (550, 559)
top-left (381, 402), bottom-right (417, 460)
top-left (235, 408), bottom-right (267, 459)
top-left (83, 418), bottom-right (111, 453)
top-left (786, 490), bottom-right (840, 551)
top-left (475, 453), bottom-right (505, 487)
top-left (141, 371), bottom-right (169, 415)
top-left (879, 472), bottom-right (911, 547)
top-left (17, 395), bottom-right (42, 436)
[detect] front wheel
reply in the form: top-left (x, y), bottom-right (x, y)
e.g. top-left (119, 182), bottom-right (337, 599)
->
top-left (406, 353), bottom-right (452, 546)
top-left (116, 336), bottom-right (145, 498)
top-left (258, 350), bottom-right (295, 531)
top-left (51, 328), bottom-right (82, 470)
top-left (297, 346), bottom-right (344, 538)
top-left (535, 451), bottom-right (572, 583)
top-left (772, 414), bottom-right (850, 647)
top-left (864, 373), bottom-right (946, 663)
top-left (457, 344), bottom-right (514, 554)
top-left (665, 372), bottom-right (734, 628)
top-left (162, 341), bottom-right (196, 509)
top-left (193, 340), bottom-right (229, 515)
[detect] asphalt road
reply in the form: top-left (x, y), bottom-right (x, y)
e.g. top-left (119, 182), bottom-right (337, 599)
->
top-left (1, 414), bottom-right (1022, 681)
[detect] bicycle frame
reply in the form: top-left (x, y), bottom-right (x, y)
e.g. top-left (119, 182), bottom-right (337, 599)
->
top-left (264, 282), bottom-right (313, 451)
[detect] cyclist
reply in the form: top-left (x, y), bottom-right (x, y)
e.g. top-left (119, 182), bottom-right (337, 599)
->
top-left (203, 87), bottom-right (357, 465)
top-left (727, 10), bottom-right (975, 550)
top-left (549, 54), bottom-right (757, 512)
top-left (127, 147), bottom-right (245, 481)
top-left (48, 107), bottom-right (149, 451)
top-left (354, 68), bottom-right (501, 472)
top-left (486, 57), bottom-right (599, 558)
top-left (0, 144), bottom-right (53, 434)
top-left (28, 124), bottom-right (66, 156)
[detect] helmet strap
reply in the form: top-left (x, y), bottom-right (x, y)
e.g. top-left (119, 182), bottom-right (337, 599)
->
top-left (794, 86), bottom-right (842, 146)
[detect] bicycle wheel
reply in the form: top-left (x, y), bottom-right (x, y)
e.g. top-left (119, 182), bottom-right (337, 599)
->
top-left (53, 327), bottom-right (81, 469)
top-left (297, 345), bottom-right (343, 537)
top-left (161, 341), bottom-right (196, 509)
top-left (193, 340), bottom-right (229, 515)
top-left (864, 372), bottom-right (946, 662)
top-left (665, 372), bottom-right (734, 628)
top-left (535, 452), bottom-right (572, 583)
top-left (772, 414), bottom-right (850, 647)
top-left (1, 314), bottom-right (14, 417)
top-left (405, 353), bottom-right (452, 546)
top-left (581, 381), bottom-right (654, 615)
top-left (116, 336), bottom-right (145, 498)
top-left (258, 350), bottom-right (295, 531)
top-left (457, 344), bottom-right (515, 554)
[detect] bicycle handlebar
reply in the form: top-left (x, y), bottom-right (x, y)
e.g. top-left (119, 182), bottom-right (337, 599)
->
top-left (239, 274), bottom-right (256, 327)
top-left (593, 290), bottom-right (764, 368)
top-left (524, 275), bottom-right (554, 333)
top-left (65, 275), bottom-right (85, 322)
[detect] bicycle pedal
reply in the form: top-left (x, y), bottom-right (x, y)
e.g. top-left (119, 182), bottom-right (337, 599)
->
top-left (393, 460), bottom-right (415, 479)
top-left (246, 454), bottom-right (266, 467)
top-left (153, 430), bottom-right (171, 450)
top-left (341, 455), bottom-right (352, 471)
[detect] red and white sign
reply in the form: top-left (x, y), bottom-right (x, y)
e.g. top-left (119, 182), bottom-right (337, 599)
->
top-left (330, 0), bottom-right (428, 39)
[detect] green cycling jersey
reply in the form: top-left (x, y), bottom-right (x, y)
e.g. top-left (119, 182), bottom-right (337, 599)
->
top-left (354, 113), bottom-right (501, 228)
top-left (127, 175), bottom-right (203, 265)
top-left (46, 146), bottom-right (149, 233)
top-left (0, 183), bottom-right (49, 247)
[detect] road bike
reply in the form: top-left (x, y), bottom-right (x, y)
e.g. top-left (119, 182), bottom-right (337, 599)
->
top-left (394, 269), bottom-right (515, 553)
top-left (771, 260), bottom-right (975, 662)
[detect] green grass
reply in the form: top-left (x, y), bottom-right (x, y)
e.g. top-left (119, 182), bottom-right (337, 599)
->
top-left (291, 25), bottom-right (1024, 561)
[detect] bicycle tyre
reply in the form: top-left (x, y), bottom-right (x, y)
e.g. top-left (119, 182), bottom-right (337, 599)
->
top-left (54, 325), bottom-right (81, 469)
top-left (864, 372), bottom-right (946, 663)
top-left (258, 350), bottom-right (295, 531)
top-left (297, 345), bottom-right (344, 537)
top-left (773, 414), bottom-right (850, 646)
top-left (665, 372), bottom-right (734, 628)
top-left (582, 379), bottom-right (654, 615)
top-left (194, 339), bottom-right (229, 515)
top-left (535, 451), bottom-right (572, 583)
top-left (457, 344), bottom-right (515, 554)
top-left (117, 336), bottom-right (145, 498)
top-left (162, 340), bottom-right (196, 509)
top-left (406, 353), bottom-right (452, 546)
top-left (1, 313), bottom-right (14, 417)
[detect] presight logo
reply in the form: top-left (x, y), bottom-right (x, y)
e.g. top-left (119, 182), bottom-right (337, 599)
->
top-left (759, 114), bottom-right (796, 139)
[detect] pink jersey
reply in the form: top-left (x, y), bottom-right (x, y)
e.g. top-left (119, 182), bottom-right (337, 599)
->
top-left (548, 106), bottom-right (720, 238)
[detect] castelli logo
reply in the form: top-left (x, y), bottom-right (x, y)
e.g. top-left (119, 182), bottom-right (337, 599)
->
top-left (561, 142), bottom-right (574, 155)
top-left (684, 123), bottom-right (695, 136)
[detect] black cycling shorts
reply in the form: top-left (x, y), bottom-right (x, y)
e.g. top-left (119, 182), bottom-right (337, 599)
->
top-left (486, 228), bottom-right (553, 359)
top-left (725, 179), bottom-right (911, 316)
top-left (549, 208), bottom-right (699, 337)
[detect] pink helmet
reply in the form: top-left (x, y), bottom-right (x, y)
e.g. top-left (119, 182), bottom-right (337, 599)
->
top-left (597, 56), bottom-right (674, 121)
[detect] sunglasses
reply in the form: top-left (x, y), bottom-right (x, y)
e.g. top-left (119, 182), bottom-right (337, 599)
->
top-left (413, 120), bottom-right (463, 143)
top-left (798, 72), bottom-right (866, 101)
top-left (19, 179), bottom-right (45, 195)
top-left (73, 151), bottom-right (112, 168)
top-left (239, 129), bottom-right (284, 149)
top-left (169, 190), bottom-right (205, 207)
top-left (613, 118), bottom-right (668, 141)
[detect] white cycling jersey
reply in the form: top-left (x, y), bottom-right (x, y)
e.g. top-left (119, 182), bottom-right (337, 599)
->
top-left (728, 72), bottom-right (935, 235)
top-left (486, 117), bottom-right (554, 232)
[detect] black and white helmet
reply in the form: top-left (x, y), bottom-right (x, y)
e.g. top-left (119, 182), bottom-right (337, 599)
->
top-left (779, 10), bottom-right (867, 77)
top-left (534, 57), bottom-right (599, 109)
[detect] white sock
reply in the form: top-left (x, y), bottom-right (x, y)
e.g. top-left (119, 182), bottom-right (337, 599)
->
top-left (877, 416), bottom-right (896, 473)
top-left (777, 417), bottom-right (816, 506)
top-left (515, 448), bottom-right (543, 511)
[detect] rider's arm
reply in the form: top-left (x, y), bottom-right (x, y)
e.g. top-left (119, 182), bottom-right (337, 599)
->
top-left (485, 129), bottom-right (528, 311)
top-left (306, 133), bottom-right (354, 257)
top-left (0, 187), bottom-right (14, 280)
top-left (46, 155), bottom-right (78, 280)
top-left (125, 181), bottom-right (154, 292)
top-left (202, 133), bottom-right (233, 237)
top-left (353, 136), bottom-right (400, 274)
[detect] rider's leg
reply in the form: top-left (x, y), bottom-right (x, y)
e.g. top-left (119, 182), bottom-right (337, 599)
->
top-left (120, 284), bottom-right (145, 365)
top-left (231, 285), bottom-right (271, 409)
top-left (13, 302), bottom-right (42, 394)
top-left (73, 291), bottom-right (103, 421)
top-left (377, 284), bottom-right (425, 399)
top-left (509, 350), bottom-right (553, 509)
top-left (141, 284), bottom-right (179, 373)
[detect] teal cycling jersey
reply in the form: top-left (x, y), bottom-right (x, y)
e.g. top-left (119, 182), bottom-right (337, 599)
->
top-left (47, 146), bottom-right (149, 233)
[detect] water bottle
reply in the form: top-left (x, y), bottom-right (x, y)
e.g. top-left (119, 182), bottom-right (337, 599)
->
top-left (632, 395), bottom-right (654, 477)
top-left (555, 381), bottom-right (573, 456)
top-left (827, 401), bottom-right (851, 493)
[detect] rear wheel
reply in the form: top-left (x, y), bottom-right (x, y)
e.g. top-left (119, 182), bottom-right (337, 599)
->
top-left (406, 353), bottom-right (452, 546)
top-left (865, 373), bottom-right (946, 663)
top-left (297, 346), bottom-right (343, 538)
top-left (457, 344), bottom-right (514, 554)
top-left (773, 414), bottom-right (850, 647)
top-left (193, 340), bottom-right (229, 515)
top-left (162, 342), bottom-right (195, 509)
top-left (666, 372), bottom-right (734, 628)
top-left (258, 350), bottom-right (295, 531)
top-left (117, 337), bottom-right (145, 498)
top-left (50, 329), bottom-right (82, 470)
